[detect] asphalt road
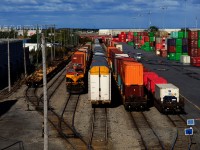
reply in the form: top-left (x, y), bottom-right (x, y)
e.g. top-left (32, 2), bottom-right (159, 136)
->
top-left (121, 43), bottom-right (200, 138)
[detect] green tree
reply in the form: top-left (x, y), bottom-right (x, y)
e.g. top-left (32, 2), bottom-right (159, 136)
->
top-left (148, 26), bottom-right (159, 32)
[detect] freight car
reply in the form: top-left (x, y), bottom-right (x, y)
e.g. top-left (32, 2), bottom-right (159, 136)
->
top-left (88, 42), bottom-right (111, 105)
top-left (144, 70), bottom-right (184, 113)
top-left (66, 42), bottom-right (92, 94)
top-left (106, 44), bottom-right (148, 110)
top-left (26, 57), bottom-right (69, 87)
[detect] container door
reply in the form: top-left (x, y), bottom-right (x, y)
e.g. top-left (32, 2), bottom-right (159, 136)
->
top-left (100, 74), bottom-right (110, 100)
top-left (90, 75), bottom-right (99, 101)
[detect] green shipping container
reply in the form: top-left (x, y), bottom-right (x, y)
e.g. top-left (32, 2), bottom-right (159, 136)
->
top-left (176, 38), bottom-right (182, 46)
top-left (176, 45), bottom-right (182, 53)
top-left (144, 42), bottom-right (150, 47)
top-left (198, 31), bottom-right (200, 39)
top-left (178, 31), bottom-right (184, 38)
top-left (144, 47), bottom-right (152, 51)
top-left (148, 32), bottom-right (154, 37)
top-left (198, 39), bottom-right (200, 48)
top-left (134, 32), bottom-right (138, 36)
top-left (175, 53), bottom-right (182, 61)
top-left (127, 41), bottom-right (134, 46)
top-left (171, 32), bottom-right (178, 38)
top-left (183, 31), bottom-right (188, 38)
top-left (182, 53), bottom-right (188, 55)
top-left (167, 53), bottom-right (176, 60)
top-left (149, 36), bottom-right (155, 42)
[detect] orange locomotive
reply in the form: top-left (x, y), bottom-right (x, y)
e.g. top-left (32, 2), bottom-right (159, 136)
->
top-left (66, 43), bottom-right (92, 94)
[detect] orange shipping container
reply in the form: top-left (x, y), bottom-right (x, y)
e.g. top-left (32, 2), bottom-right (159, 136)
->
top-left (107, 46), bottom-right (116, 58)
top-left (121, 62), bottom-right (143, 86)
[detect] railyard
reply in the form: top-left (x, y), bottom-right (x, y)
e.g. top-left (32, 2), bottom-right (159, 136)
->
top-left (0, 39), bottom-right (200, 150)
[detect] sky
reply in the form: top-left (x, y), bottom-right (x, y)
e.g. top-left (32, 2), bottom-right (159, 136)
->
top-left (0, 0), bottom-right (200, 29)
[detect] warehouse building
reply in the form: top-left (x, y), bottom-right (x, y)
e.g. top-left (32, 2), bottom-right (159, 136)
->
top-left (0, 39), bottom-right (30, 90)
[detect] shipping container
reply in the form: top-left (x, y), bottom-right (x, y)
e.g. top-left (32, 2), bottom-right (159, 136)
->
top-left (147, 77), bottom-right (167, 93)
top-left (155, 84), bottom-right (179, 102)
top-left (143, 72), bottom-right (158, 86)
top-left (88, 55), bottom-right (111, 104)
top-left (121, 62), bottom-right (143, 86)
top-left (180, 55), bottom-right (190, 65)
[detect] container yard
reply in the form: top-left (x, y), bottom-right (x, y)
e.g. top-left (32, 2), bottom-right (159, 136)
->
top-left (1, 29), bottom-right (200, 149)
top-left (1, 16), bottom-right (200, 150)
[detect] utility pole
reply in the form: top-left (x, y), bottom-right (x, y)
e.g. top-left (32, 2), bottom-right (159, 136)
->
top-left (51, 26), bottom-right (53, 61)
top-left (148, 10), bottom-right (152, 28)
top-left (23, 27), bottom-right (27, 77)
top-left (42, 33), bottom-right (48, 150)
top-left (36, 24), bottom-right (39, 67)
top-left (184, 0), bottom-right (187, 38)
top-left (7, 38), bottom-right (11, 92)
top-left (196, 16), bottom-right (198, 30)
top-left (54, 24), bottom-right (56, 58)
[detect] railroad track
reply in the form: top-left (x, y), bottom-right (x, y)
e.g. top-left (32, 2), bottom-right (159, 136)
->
top-left (59, 94), bottom-right (88, 150)
top-left (88, 107), bottom-right (108, 150)
top-left (167, 115), bottom-right (189, 150)
top-left (25, 67), bottom-right (88, 149)
top-left (0, 79), bottom-right (25, 100)
top-left (130, 112), bottom-right (165, 150)
top-left (38, 67), bottom-right (66, 105)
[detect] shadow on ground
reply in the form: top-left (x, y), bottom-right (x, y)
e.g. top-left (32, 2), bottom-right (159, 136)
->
top-left (0, 100), bottom-right (17, 116)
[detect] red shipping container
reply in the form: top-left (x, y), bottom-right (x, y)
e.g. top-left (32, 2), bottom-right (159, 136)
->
top-left (160, 50), bottom-right (167, 57)
top-left (123, 85), bottom-right (144, 99)
top-left (191, 57), bottom-right (200, 66)
top-left (188, 48), bottom-right (198, 57)
top-left (167, 46), bottom-right (176, 53)
top-left (147, 77), bottom-right (167, 93)
top-left (128, 32), bottom-right (133, 35)
top-left (156, 43), bottom-right (162, 50)
top-left (188, 31), bottom-right (198, 40)
top-left (188, 39), bottom-right (198, 48)
top-left (150, 42), bottom-right (154, 47)
top-left (72, 53), bottom-right (85, 67)
top-left (198, 49), bottom-right (200, 56)
top-left (143, 72), bottom-right (158, 86)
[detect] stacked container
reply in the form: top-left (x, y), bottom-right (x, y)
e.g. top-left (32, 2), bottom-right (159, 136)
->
top-left (167, 31), bottom-right (188, 61)
top-left (188, 31), bottom-right (200, 66)
top-left (118, 32), bottom-right (127, 42)
top-left (127, 32), bottom-right (133, 42)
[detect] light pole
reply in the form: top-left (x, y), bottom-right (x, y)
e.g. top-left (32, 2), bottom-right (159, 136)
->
top-left (132, 17), bottom-right (137, 30)
top-left (42, 33), bottom-right (48, 150)
top-left (7, 38), bottom-right (11, 92)
top-left (161, 6), bottom-right (167, 30)
top-left (195, 16), bottom-right (198, 30)
top-left (148, 10), bottom-right (152, 28)
top-left (184, 0), bottom-right (187, 38)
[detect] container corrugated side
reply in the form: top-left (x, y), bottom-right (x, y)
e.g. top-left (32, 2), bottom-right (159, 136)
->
top-left (122, 62), bottom-right (143, 86)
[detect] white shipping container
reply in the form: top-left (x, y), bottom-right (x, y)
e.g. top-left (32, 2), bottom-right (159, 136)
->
top-left (88, 73), bottom-right (111, 104)
top-left (116, 44), bottom-right (123, 51)
top-left (180, 55), bottom-right (190, 65)
top-left (155, 84), bottom-right (179, 102)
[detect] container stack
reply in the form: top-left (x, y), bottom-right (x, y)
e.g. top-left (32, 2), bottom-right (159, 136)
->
top-left (167, 31), bottom-right (188, 61)
top-left (155, 31), bottom-right (169, 57)
top-left (118, 32), bottom-right (127, 42)
top-left (140, 32), bottom-right (155, 52)
top-left (127, 32), bottom-right (133, 42)
top-left (188, 31), bottom-right (200, 66)
top-left (133, 32), bottom-right (139, 48)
